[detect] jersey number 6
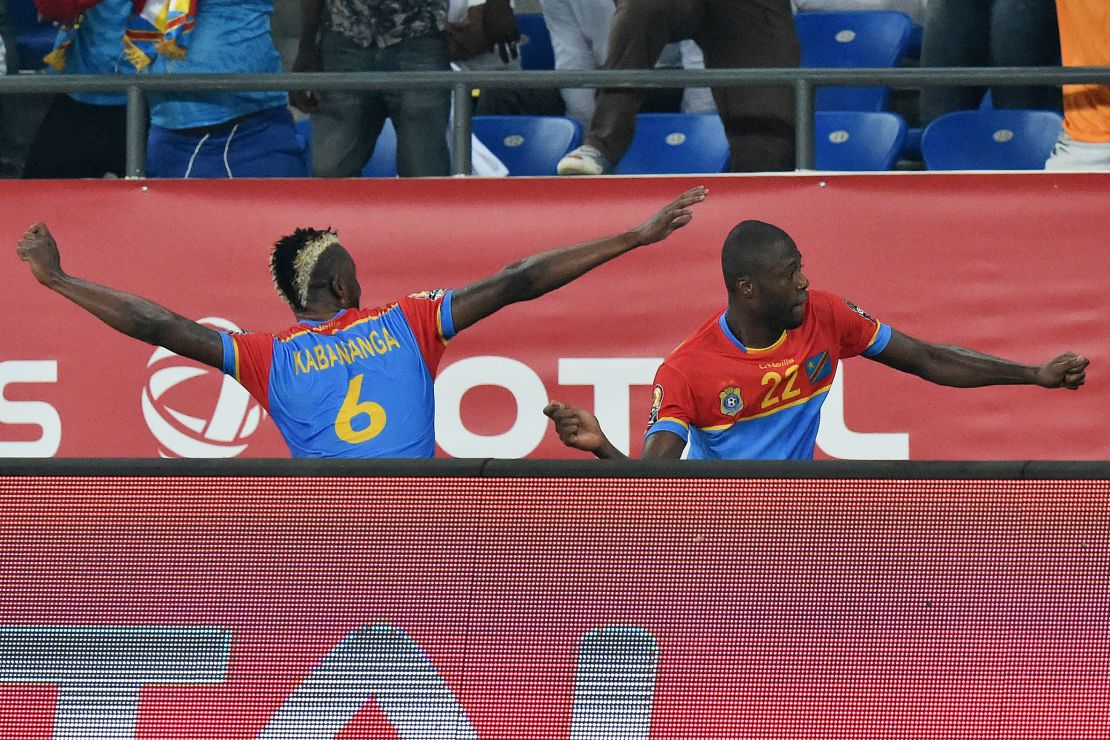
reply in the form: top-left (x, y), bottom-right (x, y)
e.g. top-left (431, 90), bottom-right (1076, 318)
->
top-left (335, 374), bottom-right (387, 444)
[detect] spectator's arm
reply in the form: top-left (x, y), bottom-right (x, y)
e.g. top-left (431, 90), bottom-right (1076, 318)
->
top-left (290, 0), bottom-right (327, 112)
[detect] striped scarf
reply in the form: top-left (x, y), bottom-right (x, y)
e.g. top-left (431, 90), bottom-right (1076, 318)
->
top-left (123, 0), bottom-right (198, 71)
top-left (44, 0), bottom-right (198, 73)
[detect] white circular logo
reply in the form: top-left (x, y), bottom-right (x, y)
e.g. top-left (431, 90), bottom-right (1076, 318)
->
top-left (665, 132), bottom-right (687, 146)
top-left (993, 129), bottom-right (1015, 143)
top-left (141, 317), bottom-right (265, 458)
top-left (502, 134), bottom-right (525, 148)
top-left (828, 129), bottom-right (851, 144)
top-left (835, 29), bottom-right (857, 43)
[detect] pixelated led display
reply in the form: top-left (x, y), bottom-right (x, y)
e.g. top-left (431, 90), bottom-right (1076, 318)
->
top-left (0, 476), bottom-right (1106, 739)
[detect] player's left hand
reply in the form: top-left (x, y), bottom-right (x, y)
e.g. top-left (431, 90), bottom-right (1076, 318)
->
top-left (1034, 352), bottom-right (1088, 390)
top-left (17, 223), bottom-right (65, 287)
top-left (630, 186), bottom-right (707, 246)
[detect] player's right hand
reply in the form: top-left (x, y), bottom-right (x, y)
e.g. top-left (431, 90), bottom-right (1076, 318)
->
top-left (543, 401), bottom-right (608, 452)
top-left (17, 223), bottom-right (64, 287)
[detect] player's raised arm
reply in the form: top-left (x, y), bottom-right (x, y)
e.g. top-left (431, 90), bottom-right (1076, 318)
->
top-left (542, 402), bottom-right (685, 459)
top-left (871, 329), bottom-right (1088, 390)
top-left (448, 186), bottom-right (707, 334)
top-left (17, 223), bottom-right (224, 369)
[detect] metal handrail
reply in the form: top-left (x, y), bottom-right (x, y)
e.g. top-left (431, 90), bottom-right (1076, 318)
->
top-left (2, 66), bottom-right (1107, 176)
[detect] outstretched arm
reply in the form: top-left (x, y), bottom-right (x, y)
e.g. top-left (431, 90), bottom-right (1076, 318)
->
top-left (543, 402), bottom-right (685, 459)
top-left (449, 186), bottom-right (707, 334)
top-left (17, 223), bottom-right (224, 369)
top-left (872, 329), bottom-right (1088, 389)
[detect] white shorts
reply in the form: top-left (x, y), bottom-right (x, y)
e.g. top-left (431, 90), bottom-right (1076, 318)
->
top-left (1044, 131), bottom-right (1110, 171)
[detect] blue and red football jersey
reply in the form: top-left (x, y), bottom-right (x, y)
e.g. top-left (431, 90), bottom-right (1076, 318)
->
top-left (646, 290), bottom-right (891, 460)
top-left (219, 290), bottom-right (455, 458)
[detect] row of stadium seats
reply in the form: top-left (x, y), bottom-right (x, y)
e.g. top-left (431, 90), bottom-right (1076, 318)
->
top-left (516, 10), bottom-right (917, 114)
top-left (297, 109), bottom-right (1064, 176)
top-left (8, 4), bottom-right (1063, 173)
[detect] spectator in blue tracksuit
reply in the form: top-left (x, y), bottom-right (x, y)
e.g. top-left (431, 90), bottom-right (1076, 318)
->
top-left (145, 0), bottom-right (307, 178)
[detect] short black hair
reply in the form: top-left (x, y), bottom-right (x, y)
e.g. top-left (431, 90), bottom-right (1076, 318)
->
top-left (270, 227), bottom-right (338, 311)
top-left (721, 220), bottom-right (794, 292)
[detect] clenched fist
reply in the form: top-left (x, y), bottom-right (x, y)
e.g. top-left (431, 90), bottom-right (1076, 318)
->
top-left (1034, 352), bottom-right (1089, 390)
top-left (18, 223), bottom-right (64, 287)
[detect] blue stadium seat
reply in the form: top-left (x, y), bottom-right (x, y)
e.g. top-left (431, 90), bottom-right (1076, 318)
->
top-left (472, 115), bottom-right (581, 176)
top-left (8, 0), bottom-right (58, 71)
top-left (615, 113), bottom-right (729, 175)
top-left (515, 13), bottom-right (555, 71)
top-left (921, 109), bottom-right (1063, 170)
top-left (795, 11), bottom-right (914, 112)
top-left (814, 111), bottom-right (907, 171)
top-left (294, 117), bottom-right (312, 170)
top-left (361, 119), bottom-right (398, 177)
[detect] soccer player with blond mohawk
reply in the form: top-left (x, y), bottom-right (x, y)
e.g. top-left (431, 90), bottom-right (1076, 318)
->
top-left (17, 186), bottom-right (706, 457)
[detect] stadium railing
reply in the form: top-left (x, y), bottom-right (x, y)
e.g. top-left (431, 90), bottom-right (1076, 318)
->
top-left (0, 66), bottom-right (1108, 177)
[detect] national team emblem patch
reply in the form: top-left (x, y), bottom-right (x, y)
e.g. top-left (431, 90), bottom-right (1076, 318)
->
top-left (805, 350), bottom-right (832, 384)
top-left (844, 299), bottom-right (876, 324)
top-left (647, 384), bottom-right (664, 426)
top-left (719, 387), bottom-right (744, 416)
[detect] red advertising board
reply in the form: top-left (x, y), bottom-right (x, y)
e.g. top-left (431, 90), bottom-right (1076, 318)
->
top-left (1, 174), bottom-right (1107, 459)
top-left (0, 475), bottom-right (1106, 739)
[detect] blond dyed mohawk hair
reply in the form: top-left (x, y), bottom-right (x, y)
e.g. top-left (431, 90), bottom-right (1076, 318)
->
top-left (270, 227), bottom-right (340, 311)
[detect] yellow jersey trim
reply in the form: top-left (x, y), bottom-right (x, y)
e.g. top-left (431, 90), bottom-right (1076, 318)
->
top-left (656, 416), bottom-right (690, 431)
top-left (745, 331), bottom-right (788, 354)
top-left (699, 385), bottom-right (832, 431)
top-left (232, 338), bottom-right (242, 383)
top-left (864, 322), bottom-right (884, 350)
top-left (436, 308), bottom-right (450, 347)
top-left (277, 307), bottom-right (397, 343)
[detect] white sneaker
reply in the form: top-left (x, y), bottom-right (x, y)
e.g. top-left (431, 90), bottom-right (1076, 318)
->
top-left (557, 145), bottom-right (612, 175)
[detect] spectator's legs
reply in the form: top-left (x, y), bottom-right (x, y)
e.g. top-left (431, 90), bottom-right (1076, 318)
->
top-left (22, 95), bottom-right (127, 178)
top-left (989, 0), bottom-right (1061, 111)
top-left (583, 0), bottom-right (692, 164)
top-left (1044, 132), bottom-right (1110, 170)
top-left (697, 0), bottom-right (798, 172)
top-left (381, 33), bottom-right (451, 177)
top-left (146, 107), bottom-right (307, 179)
top-left (919, 0), bottom-right (990, 124)
top-left (312, 28), bottom-right (388, 177)
top-left (542, 0), bottom-right (612, 128)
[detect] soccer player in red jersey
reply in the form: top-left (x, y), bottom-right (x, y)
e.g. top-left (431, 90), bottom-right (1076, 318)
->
top-left (17, 187), bottom-right (706, 458)
top-left (545, 219), bottom-right (1088, 460)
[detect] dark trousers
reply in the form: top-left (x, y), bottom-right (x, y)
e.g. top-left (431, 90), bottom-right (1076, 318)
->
top-left (587, 0), bottom-right (799, 172)
top-left (313, 31), bottom-right (452, 178)
top-left (23, 94), bottom-right (128, 179)
top-left (919, 0), bottom-right (1061, 124)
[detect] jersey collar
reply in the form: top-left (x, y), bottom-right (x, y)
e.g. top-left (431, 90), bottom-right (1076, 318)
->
top-left (298, 309), bottom-right (348, 328)
top-left (717, 311), bottom-right (787, 354)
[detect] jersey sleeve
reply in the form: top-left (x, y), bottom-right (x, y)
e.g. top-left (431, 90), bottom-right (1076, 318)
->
top-left (827, 294), bottom-right (892, 359)
top-left (644, 362), bottom-right (697, 444)
top-left (398, 289), bottom-right (455, 374)
top-left (219, 330), bottom-right (275, 410)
